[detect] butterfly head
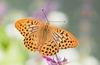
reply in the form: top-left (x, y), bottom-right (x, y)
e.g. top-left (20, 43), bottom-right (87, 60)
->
top-left (44, 20), bottom-right (50, 28)
top-left (41, 20), bottom-right (50, 33)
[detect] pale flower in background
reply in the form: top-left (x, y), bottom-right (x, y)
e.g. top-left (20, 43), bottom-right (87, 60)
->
top-left (0, 50), bottom-right (4, 61)
top-left (5, 23), bottom-right (23, 39)
top-left (82, 56), bottom-right (100, 65)
top-left (5, 11), bottom-right (26, 39)
top-left (48, 11), bottom-right (68, 27)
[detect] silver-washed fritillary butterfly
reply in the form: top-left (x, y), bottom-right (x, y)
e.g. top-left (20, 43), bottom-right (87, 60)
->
top-left (15, 18), bottom-right (78, 56)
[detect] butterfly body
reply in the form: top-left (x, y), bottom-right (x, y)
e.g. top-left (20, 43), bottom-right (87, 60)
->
top-left (15, 18), bottom-right (78, 56)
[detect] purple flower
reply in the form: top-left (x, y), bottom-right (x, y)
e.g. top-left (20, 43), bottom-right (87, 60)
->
top-left (30, 0), bottom-right (58, 22)
top-left (0, 2), bottom-right (7, 25)
top-left (43, 55), bottom-right (68, 65)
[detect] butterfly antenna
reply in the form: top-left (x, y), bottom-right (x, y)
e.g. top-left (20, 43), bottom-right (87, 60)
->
top-left (42, 9), bottom-right (49, 22)
top-left (42, 9), bottom-right (65, 23)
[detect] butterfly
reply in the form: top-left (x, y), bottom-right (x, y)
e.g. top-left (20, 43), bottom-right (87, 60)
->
top-left (15, 18), bottom-right (78, 56)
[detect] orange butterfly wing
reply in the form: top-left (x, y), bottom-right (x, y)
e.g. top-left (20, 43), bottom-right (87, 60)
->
top-left (15, 18), bottom-right (44, 52)
top-left (50, 26), bottom-right (78, 49)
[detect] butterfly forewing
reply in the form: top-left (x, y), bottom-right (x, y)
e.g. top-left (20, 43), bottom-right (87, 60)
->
top-left (15, 18), bottom-right (44, 52)
top-left (50, 26), bottom-right (78, 49)
top-left (15, 18), bottom-right (44, 37)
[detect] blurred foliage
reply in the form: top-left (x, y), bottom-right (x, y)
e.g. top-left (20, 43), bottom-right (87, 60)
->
top-left (0, 27), bottom-right (10, 51)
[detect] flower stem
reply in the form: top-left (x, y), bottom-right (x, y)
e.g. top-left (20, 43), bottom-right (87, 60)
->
top-left (55, 54), bottom-right (59, 62)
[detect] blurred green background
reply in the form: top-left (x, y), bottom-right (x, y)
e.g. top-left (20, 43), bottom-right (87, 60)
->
top-left (0, 0), bottom-right (100, 65)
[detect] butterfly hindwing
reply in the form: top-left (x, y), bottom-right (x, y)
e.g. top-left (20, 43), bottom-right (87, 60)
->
top-left (24, 34), bottom-right (38, 52)
top-left (39, 40), bottom-right (59, 56)
top-left (50, 26), bottom-right (78, 49)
